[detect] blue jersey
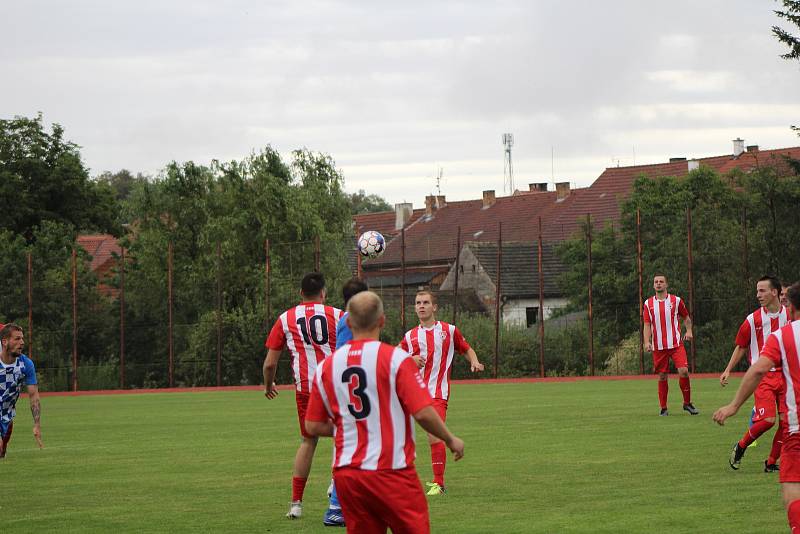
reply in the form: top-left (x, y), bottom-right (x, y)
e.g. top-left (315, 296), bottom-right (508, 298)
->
top-left (1, 355), bottom-right (37, 427)
top-left (335, 313), bottom-right (352, 349)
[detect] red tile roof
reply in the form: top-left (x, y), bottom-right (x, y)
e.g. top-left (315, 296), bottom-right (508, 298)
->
top-left (76, 234), bottom-right (122, 273)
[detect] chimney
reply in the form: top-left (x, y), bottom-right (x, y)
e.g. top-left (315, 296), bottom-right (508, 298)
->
top-left (733, 138), bottom-right (745, 157)
top-left (747, 145), bottom-right (759, 153)
top-left (555, 181), bottom-right (570, 200)
top-left (436, 195), bottom-right (446, 208)
top-left (688, 159), bottom-right (700, 172)
top-left (669, 157), bottom-right (686, 163)
top-left (394, 202), bottom-right (413, 230)
top-left (424, 195), bottom-right (436, 217)
top-left (482, 190), bottom-right (496, 209)
top-left (528, 182), bottom-right (547, 192)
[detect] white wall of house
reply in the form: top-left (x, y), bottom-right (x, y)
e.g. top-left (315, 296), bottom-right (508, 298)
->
top-left (501, 297), bottom-right (569, 327)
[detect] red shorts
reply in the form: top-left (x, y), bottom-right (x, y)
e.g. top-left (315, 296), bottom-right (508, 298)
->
top-left (334, 466), bottom-right (430, 534)
top-left (432, 399), bottom-right (448, 422)
top-left (752, 370), bottom-right (786, 422)
top-left (780, 433), bottom-right (800, 483)
top-left (295, 391), bottom-right (312, 439)
top-left (652, 345), bottom-right (688, 374)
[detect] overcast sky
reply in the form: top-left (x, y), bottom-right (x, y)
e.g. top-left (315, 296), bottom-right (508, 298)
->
top-left (3, 1), bottom-right (800, 207)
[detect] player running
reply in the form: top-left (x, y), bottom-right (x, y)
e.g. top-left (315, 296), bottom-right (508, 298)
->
top-left (400, 290), bottom-right (483, 495)
top-left (720, 276), bottom-right (788, 471)
top-left (262, 272), bottom-right (343, 520)
top-left (305, 291), bottom-right (465, 534)
top-left (714, 282), bottom-right (800, 532)
top-left (642, 274), bottom-right (698, 416)
top-left (0, 323), bottom-right (43, 458)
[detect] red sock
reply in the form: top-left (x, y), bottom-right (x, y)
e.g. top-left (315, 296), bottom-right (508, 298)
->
top-left (739, 419), bottom-right (774, 449)
top-left (679, 376), bottom-right (691, 404)
top-left (769, 419), bottom-right (786, 465)
top-left (291, 476), bottom-right (307, 502)
top-left (431, 442), bottom-right (447, 487)
top-left (787, 499), bottom-right (800, 531)
top-left (658, 380), bottom-right (668, 409)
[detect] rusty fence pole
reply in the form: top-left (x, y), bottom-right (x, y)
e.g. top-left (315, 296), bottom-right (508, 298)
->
top-left (742, 207), bottom-right (750, 311)
top-left (452, 226), bottom-right (461, 325)
top-left (314, 235), bottom-right (321, 273)
top-left (71, 248), bottom-right (78, 391)
top-left (686, 207), bottom-right (696, 373)
top-left (168, 241), bottom-right (174, 388)
top-left (537, 216), bottom-right (545, 378)
top-left (400, 227), bottom-right (406, 333)
top-left (27, 251), bottom-right (33, 359)
top-left (120, 248), bottom-right (126, 389)
top-left (636, 208), bottom-right (644, 374)
top-left (265, 239), bottom-right (272, 327)
top-left (586, 214), bottom-right (594, 376)
top-left (355, 229), bottom-right (362, 279)
top-left (216, 240), bottom-right (223, 387)
top-left (494, 222), bottom-right (503, 379)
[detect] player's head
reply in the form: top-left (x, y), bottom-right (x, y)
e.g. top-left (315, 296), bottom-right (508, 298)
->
top-left (756, 276), bottom-right (782, 307)
top-left (342, 278), bottom-right (369, 308)
top-left (415, 290), bottom-right (438, 322)
top-left (300, 272), bottom-right (326, 302)
top-left (0, 323), bottom-right (24, 357)
top-left (346, 291), bottom-right (385, 334)
top-left (782, 284), bottom-right (790, 308)
top-left (653, 274), bottom-right (668, 293)
top-left (786, 283), bottom-right (800, 318)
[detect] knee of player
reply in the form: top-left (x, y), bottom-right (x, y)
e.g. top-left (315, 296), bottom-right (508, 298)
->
top-left (763, 417), bottom-right (776, 425)
top-left (677, 368), bottom-right (689, 378)
top-left (658, 373), bottom-right (668, 381)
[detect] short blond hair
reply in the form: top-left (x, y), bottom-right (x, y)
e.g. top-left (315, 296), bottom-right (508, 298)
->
top-left (346, 291), bottom-right (384, 332)
top-left (415, 290), bottom-right (437, 304)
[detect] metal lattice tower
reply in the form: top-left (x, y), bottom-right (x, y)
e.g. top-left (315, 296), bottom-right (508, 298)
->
top-left (502, 133), bottom-right (514, 195)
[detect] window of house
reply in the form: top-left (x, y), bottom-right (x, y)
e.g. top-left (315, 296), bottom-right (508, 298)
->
top-left (526, 307), bottom-right (539, 327)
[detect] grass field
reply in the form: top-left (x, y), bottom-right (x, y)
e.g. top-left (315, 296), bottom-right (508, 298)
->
top-left (1, 377), bottom-right (788, 533)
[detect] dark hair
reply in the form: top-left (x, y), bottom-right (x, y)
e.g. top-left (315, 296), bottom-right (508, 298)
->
top-left (301, 272), bottom-right (326, 298)
top-left (788, 283), bottom-right (800, 310)
top-left (758, 275), bottom-right (782, 292)
top-left (0, 323), bottom-right (22, 342)
top-left (342, 278), bottom-right (369, 307)
top-left (653, 273), bottom-right (668, 283)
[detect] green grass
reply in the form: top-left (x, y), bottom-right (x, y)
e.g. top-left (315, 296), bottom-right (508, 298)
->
top-left (2, 378), bottom-right (787, 533)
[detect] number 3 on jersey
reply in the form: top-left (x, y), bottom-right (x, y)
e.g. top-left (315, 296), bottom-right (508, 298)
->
top-left (342, 367), bottom-right (371, 419)
top-left (296, 315), bottom-right (329, 346)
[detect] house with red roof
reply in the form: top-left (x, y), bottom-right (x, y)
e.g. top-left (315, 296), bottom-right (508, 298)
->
top-left (75, 234), bottom-right (123, 297)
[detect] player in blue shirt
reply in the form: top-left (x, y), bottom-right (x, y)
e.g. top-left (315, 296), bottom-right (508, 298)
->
top-left (322, 278), bottom-right (368, 527)
top-left (0, 323), bottom-right (43, 458)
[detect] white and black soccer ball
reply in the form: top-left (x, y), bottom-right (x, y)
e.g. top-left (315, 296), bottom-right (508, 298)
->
top-left (357, 230), bottom-right (386, 259)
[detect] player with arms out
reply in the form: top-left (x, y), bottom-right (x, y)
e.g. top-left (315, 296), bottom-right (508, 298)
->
top-left (720, 276), bottom-right (788, 471)
top-left (400, 290), bottom-right (483, 495)
top-left (262, 272), bottom-right (343, 519)
top-left (714, 282), bottom-right (800, 532)
top-left (305, 291), bottom-right (465, 534)
top-left (1, 323), bottom-right (43, 458)
top-left (643, 274), bottom-right (698, 416)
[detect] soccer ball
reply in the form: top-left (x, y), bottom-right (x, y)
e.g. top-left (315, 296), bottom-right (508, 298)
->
top-left (357, 231), bottom-right (386, 259)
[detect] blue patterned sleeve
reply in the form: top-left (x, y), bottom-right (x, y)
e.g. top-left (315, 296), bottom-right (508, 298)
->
top-left (21, 356), bottom-right (38, 386)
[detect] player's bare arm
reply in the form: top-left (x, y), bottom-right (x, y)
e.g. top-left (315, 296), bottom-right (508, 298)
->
top-left (28, 384), bottom-right (43, 448)
top-left (262, 348), bottom-right (282, 399)
top-left (305, 419), bottom-right (334, 437)
top-left (720, 345), bottom-right (747, 387)
top-left (643, 323), bottom-right (653, 352)
top-left (682, 316), bottom-right (693, 341)
top-left (464, 348), bottom-right (484, 372)
top-left (413, 405), bottom-right (464, 461)
top-left (713, 356), bottom-right (772, 425)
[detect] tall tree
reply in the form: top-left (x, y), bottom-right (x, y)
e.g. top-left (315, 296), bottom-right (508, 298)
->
top-left (773, 0), bottom-right (800, 138)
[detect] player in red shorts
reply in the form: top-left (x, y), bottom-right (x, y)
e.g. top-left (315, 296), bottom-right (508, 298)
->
top-left (642, 274), bottom-right (698, 416)
top-left (720, 276), bottom-right (789, 471)
top-left (714, 282), bottom-right (800, 532)
top-left (399, 290), bottom-right (483, 495)
top-left (262, 272), bottom-right (343, 519)
top-left (305, 291), bottom-right (465, 534)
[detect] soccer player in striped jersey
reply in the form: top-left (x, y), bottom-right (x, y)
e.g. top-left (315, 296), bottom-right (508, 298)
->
top-left (399, 290), bottom-right (483, 495)
top-left (262, 272), bottom-right (343, 520)
top-left (642, 274), bottom-right (698, 416)
top-left (1, 323), bottom-right (43, 458)
top-left (305, 291), bottom-right (465, 534)
top-left (714, 282), bottom-right (800, 532)
top-left (720, 276), bottom-right (789, 471)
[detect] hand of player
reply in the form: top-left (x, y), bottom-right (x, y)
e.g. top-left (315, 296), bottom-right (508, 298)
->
top-left (719, 371), bottom-right (730, 387)
top-left (412, 355), bottom-right (426, 369)
top-left (33, 423), bottom-right (43, 449)
top-left (264, 383), bottom-right (278, 400)
top-left (713, 404), bottom-right (738, 426)
top-left (446, 436), bottom-right (464, 461)
top-left (684, 331), bottom-right (694, 342)
top-left (644, 341), bottom-right (653, 352)
top-left (471, 361), bottom-right (484, 373)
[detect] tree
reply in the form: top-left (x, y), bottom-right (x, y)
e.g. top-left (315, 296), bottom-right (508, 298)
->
top-left (773, 0), bottom-right (800, 137)
top-left (96, 169), bottom-right (149, 202)
top-left (348, 189), bottom-right (392, 214)
top-left (0, 114), bottom-right (121, 240)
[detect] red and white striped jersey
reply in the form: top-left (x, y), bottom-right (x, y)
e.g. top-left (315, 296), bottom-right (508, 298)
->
top-left (643, 294), bottom-right (690, 350)
top-left (399, 321), bottom-right (470, 400)
top-left (735, 306), bottom-right (788, 367)
top-left (306, 339), bottom-right (432, 470)
top-left (762, 321), bottom-right (800, 433)
top-left (265, 302), bottom-right (342, 393)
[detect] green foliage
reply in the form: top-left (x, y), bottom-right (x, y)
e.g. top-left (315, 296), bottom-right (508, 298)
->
top-left (348, 188), bottom-right (392, 214)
